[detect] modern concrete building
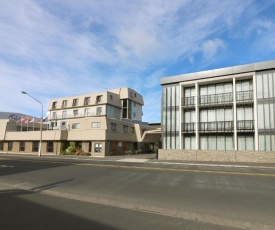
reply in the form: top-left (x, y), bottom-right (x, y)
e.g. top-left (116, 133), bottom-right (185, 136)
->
top-left (0, 88), bottom-right (161, 156)
top-left (160, 60), bottom-right (275, 161)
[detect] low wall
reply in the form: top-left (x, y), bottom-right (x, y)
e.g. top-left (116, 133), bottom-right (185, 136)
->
top-left (158, 149), bottom-right (275, 163)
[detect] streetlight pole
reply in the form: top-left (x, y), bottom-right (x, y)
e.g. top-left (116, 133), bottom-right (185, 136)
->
top-left (22, 91), bottom-right (43, 157)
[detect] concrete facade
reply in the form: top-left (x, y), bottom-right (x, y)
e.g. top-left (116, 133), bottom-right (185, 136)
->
top-left (0, 88), bottom-right (161, 156)
top-left (160, 60), bottom-right (275, 162)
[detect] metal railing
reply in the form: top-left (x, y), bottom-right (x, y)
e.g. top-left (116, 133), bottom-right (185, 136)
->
top-left (237, 120), bottom-right (254, 131)
top-left (199, 121), bottom-right (234, 132)
top-left (182, 96), bottom-right (196, 107)
top-left (182, 123), bottom-right (196, 133)
top-left (236, 90), bottom-right (253, 102)
top-left (200, 92), bottom-right (233, 106)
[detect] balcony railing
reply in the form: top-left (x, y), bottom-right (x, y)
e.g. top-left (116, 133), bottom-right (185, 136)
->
top-left (49, 112), bottom-right (106, 120)
top-left (237, 120), bottom-right (254, 131)
top-left (200, 92), bottom-right (233, 106)
top-left (182, 123), bottom-right (196, 133)
top-left (199, 121), bottom-right (234, 132)
top-left (182, 96), bottom-right (195, 107)
top-left (236, 90), bottom-right (253, 102)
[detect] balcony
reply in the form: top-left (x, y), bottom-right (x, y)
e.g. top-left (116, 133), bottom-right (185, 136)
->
top-left (237, 120), bottom-right (254, 131)
top-left (49, 111), bottom-right (106, 120)
top-left (182, 96), bottom-right (195, 107)
top-left (199, 121), bottom-right (234, 133)
top-left (200, 92), bottom-right (233, 107)
top-left (236, 90), bottom-right (253, 104)
top-left (182, 123), bottom-right (196, 133)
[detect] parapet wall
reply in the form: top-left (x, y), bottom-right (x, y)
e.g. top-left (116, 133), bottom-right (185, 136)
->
top-left (158, 149), bottom-right (275, 163)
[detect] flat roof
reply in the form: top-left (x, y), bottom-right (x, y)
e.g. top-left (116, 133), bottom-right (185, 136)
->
top-left (160, 60), bottom-right (275, 85)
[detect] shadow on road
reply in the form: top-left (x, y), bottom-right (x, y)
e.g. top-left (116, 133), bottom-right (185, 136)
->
top-left (0, 189), bottom-right (115, 230)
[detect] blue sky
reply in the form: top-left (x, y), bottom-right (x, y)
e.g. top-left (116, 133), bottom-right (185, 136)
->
top-left (1, 0), bottom-right (275, 122)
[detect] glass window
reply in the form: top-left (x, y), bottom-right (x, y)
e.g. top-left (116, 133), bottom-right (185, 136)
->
top-left (208, 136), bottom-right (216, 150)
top-left (62, 111), bottom-right (66, 118)
top-left (123, 125), bottom-right (128, 133)
top-left (72, 123), bottom-right (80, 129)
top-left (217, 136), bottom-right (225, 150)
top-left (257, 104), bottom-right (264, 129)
top-left (268, 74), bottom-right (273, 98)
top-left (72, 99), bottom-right (78, 107)
top-left (208, 85), bottom-right (215, 95)
top-left (0, 141), bottom-right (3, 151)
top-left (73, 110), bottom-right (78, 117)
top-left (200, 86), bottom-right (207, 96)
top-left (19, 141), bottom-right (25, 151)
top-left (246, 136), bottom-right (254, 150)
top-left (47, 141), bottom-right (54, 153)
top-left (84, 97), bottom-right (90, 105)
top-left (62, 100), bottom-right (67, 108)
top-left (92, 122), bottom-right (101, 128)
top-left (264, 104), bottom-right (270, 129)
top-left (224, 83), bottom-right (233, 93)
top-left (111, 123), bottom-right (116, 131)
top-left (258, 135), bottom-right (265, 150)
top-left (84, 108), bottom-right (90, 117)
top-left (256, 74), bottom-right (263, 99)
top-left (52, 112), bottom-right (57, 120)
top-left (96, 107), bottom-right (102, 115)
top-left (225, 108), bottom-right (233, 121)
top-left (263, 74), bottom-right (269, 98)
top-left (200, 136), bottom-right (207, 150)
top-left (238, 136), bottom-right (245, 150)
top-left (32, 141), bottom-right (39, 152)
top-left (96, 95), bottom-right (103, 103)
top-left (8, 142), bottom-right (13, 151)
top-left (226, 136), bottom-right (234, 150)
top-left (52, 101), bottom-right (57, 109)
top-left (184, 136), bottom-right (191, 149)
top-left (94, 143), bottom-right (102, 153)
top-left (131, 127), bottom-right (135, 133)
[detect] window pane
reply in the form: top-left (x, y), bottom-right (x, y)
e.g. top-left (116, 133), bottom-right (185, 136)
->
top-left (200, 86), bottom-right (207, 96)
top-left (246, 136), bottom-right (254, 150)
top-left (263, 74), bottom-right (269, 98)
top-left (226, 136), bottom-right (234, 150)
top-left (224, 83), bottom-right (232, 93)
top-left (200, 136), bottom-right (207, 150)
top-left (184, 137), bottom-right (190, 149)
top-left (217, 136), bottom-right (225, 150)
top-left (258, 104), bottom-right (264, 129)
top-left (238, 136), bottom-right (245, 150)
top-left (258, 135), bottom-right (265, 150)
top-left (225, 108), bottom-right (233, 121)
top-left (208, 136), bottom-right (216, 150)
top-left (256, 74), bottom-right (263, 99)
top-left (264, 104), bottom-right (270, 129)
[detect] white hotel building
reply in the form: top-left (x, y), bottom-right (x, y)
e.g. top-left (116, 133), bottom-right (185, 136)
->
top-left (160, 60), bottom-right (275, 155)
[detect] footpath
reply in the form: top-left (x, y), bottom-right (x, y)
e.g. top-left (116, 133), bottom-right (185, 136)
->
top-left (1, 152), bottom-right (275, 168)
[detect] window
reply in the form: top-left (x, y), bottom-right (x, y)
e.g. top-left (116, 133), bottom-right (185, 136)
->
top-left (0, 141), bottom-right (3, 151)
top-left (72, 99), bottom-right (78, 107)
top-left (47, 141), bottom-right (54, 153)
top-left (92, 122), bottom-right (101, 128)
top-left (94, 143), bottom-right (102, 153)
top-left (19, 141), bottom-right (25, 151)
top-left (32, 141), bottom-right (39, 152)
top-left (131, 127), bottom-right (135, 133)
top-left (111, 123), bottom-right (116, 131)
top-left (52, 112), bottom-right (57, 120)
top-left (73, 109), bottom-right (78, 117)
top-left (8, 142), bottom-right (13, 151)
top-left (123, 125), bottom-right (128, 133)
top-left (52, 101), bottom-right (57, 109)
top-left (84, 108), bottom-right (90, 117)
top-left (84, 97), bottom-right (90, 105)
top-left (62, 100), bottom-right (67, 108)
top-left (110, 95), bottom-right (113, 100)
top-left (96, 107), bottom-right (102, 115)
top-left (133, 102), bottom-right (136, 107)
top-left (62, 111), bottom-right (67, 118)
top-left (96, 95), bottom-right (102, 103)
top-left (72, 123), bottom-right (80, 129)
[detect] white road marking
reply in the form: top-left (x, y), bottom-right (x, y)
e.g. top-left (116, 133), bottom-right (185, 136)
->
top-left (0, 165), bottom-right (14, 168)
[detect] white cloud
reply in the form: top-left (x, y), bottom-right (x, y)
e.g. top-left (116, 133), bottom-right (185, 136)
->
top-left (1, 0), bottom-right (275, 122)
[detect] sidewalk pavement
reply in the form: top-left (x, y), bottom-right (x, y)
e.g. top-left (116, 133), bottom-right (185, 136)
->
top-left (1, 152), bottom-right (275, 168)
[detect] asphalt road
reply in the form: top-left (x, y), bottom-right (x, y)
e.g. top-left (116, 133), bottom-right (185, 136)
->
top-left (1, 154), bottom-right (275, 230)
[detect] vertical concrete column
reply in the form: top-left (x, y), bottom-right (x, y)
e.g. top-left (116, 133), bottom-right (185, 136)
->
top-left (253, 74), bottom-right (259, 150)
top-left (233, 78), bottom-right (237, 150)
top-left (179, 84), bottom-right (182, 149)
top-left (195, 82), bottom-right (199, 150)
